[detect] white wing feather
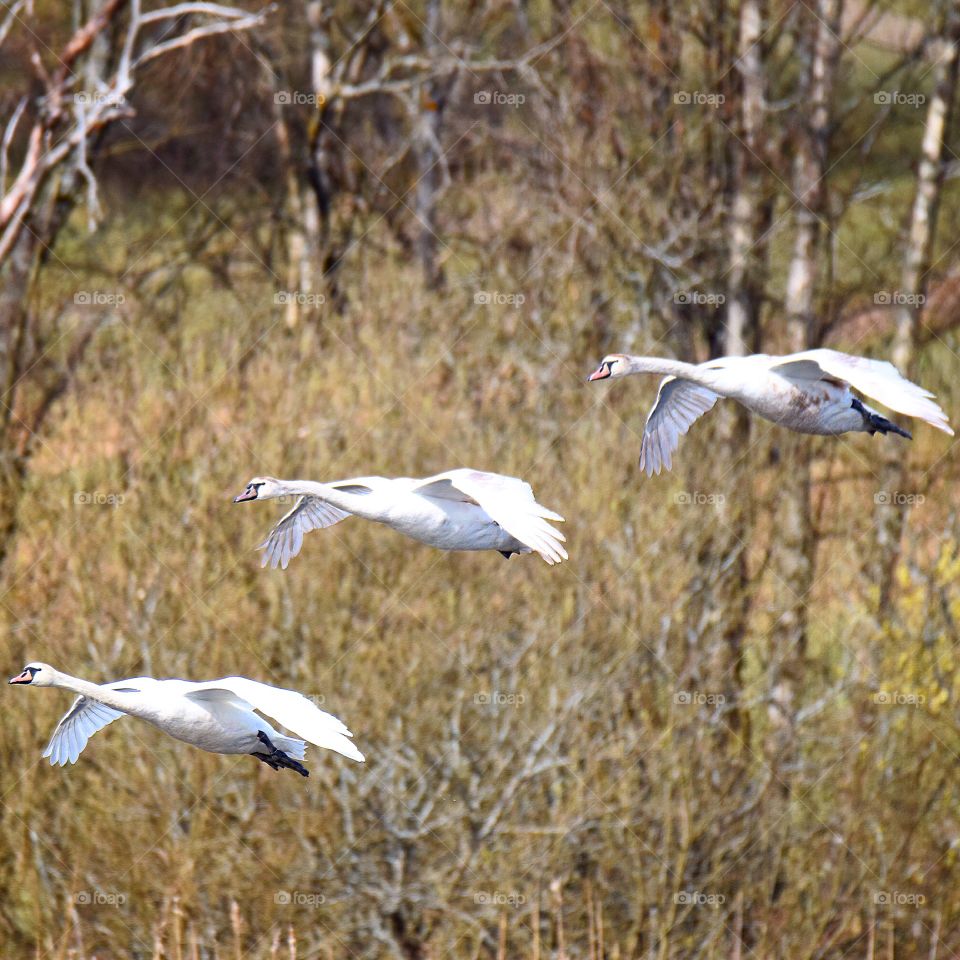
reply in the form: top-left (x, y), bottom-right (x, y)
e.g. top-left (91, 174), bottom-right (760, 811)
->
top-left (187, 678), bottom-right (364, 762)
top-left (414, 469), bottom-right (567, 564)
top-left (42, 696), bottom-right (126, 766)
top-left (258, 496), bottom-right (351, 570)
top-left (773, 349), bottom-right (953, 435)
top-left (640, 377), bottom-right (721, 476)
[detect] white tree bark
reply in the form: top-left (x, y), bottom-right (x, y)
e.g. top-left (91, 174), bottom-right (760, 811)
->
top-left (893, 7), bottom-right (960, 369)
top-left (772, 0), bottom-right (842, 750)
top-left (875, 3), bottom-right (960, 612)
top-left (725, 0), bottom-right (764, 357)
top-left (413, 0), bottom-right (445, 289)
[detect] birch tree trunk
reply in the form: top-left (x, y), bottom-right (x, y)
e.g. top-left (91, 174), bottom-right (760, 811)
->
top-left (413, 0), bottom-right (445, 289)
top-left (724, 0), bottom-right (764, 358)
top-left (771, 0), bottom-right (841, 746)
top-left (712, 0), bottom-right (769, 742)
top-left (873, 2), bottom-right (960, 614)
top-left (278, 1), bottom-right (329, 328)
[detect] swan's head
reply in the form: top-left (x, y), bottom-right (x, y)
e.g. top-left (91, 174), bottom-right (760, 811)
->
top-left (234, 476), bottom-right (284, 503)
top-left (588, 354), bottom-right (629, 381)
top-left (9, 662), bottom-right (54, 686)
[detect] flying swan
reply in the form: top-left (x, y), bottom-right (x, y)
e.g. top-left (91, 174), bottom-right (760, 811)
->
top-left (10, 663), bottom-right (364, 775)
top-left (233, 468), bottom-right (568, 568)
top-left (588, 348), bottom-right (953, 475)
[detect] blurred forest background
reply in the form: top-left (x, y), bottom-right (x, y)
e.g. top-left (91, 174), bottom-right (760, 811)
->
top-left (1, 0), bottom-right (959, 957)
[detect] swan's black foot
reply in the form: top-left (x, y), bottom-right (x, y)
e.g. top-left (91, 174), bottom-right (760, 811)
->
top-left (254, 730), bottom-right (309, 777)
top-left (851, 398), bottom-right (912, 440)
top-left (499, 550), bottom-right (516, 559)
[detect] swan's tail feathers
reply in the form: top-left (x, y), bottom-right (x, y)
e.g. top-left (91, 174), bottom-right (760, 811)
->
top-left (270, 708), bottom-right (365, 762)
top-left (299, 705), bottom-right (366, 761)
top-left (507, 514), bottom-right (567, 565)
top-left (311, 729), bottom-right (365, 763)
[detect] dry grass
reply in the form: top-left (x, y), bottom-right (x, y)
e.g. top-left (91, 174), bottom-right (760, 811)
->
top-left (0, 221), bottom-right (958, 959)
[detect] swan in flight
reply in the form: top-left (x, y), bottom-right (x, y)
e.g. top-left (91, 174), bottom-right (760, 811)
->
top-left (233, 468), bottom-right (567, 568)
top-left (10, 663), bottom-right (364, 775)
top-left (588, 349), bottom-right (953, 475)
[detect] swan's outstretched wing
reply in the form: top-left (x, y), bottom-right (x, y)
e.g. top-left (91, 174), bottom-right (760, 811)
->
top-left (772, 349), bottom-right (953, 435)
top-left (640, 377), bottom-right (721, 476)
top-left (258, 496), bottom-right (351, 570)
top-left (413, 469), bottom-right (568, 564)
top-left (186, 678), bottom-right (364, 762)
top-left (42, 694), bottom-right (130, 766)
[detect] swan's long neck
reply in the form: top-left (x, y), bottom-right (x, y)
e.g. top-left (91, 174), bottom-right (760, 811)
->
top-left (49, 670), bottom-right (133, 712)
top-left (621, 356), bottom-right (705, 379)
top-left (619, 356), bottom-right (730, 391)
top-left (276, 479), bottom-right (377, 516)
top-left (277, 479), bottom-right (333, 499)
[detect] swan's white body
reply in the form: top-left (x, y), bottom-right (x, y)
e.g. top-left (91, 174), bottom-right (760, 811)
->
top-left (588, 349), bottom-right (953, 475)
top-left (234, 468), bottom-right (567, 568)
top-left (10, 663), bottom-right (364, 770)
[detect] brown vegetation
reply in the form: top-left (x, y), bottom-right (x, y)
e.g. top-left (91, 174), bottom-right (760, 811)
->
top-left (1, 1), bottom-right (960, 958)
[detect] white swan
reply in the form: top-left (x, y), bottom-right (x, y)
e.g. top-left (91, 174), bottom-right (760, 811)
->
top-left (588, 349), bottom-right (953, 475)
top-left (233, 468), bottom-right (568, 568)
top-left (9, 663), bottom-right (364, 775)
